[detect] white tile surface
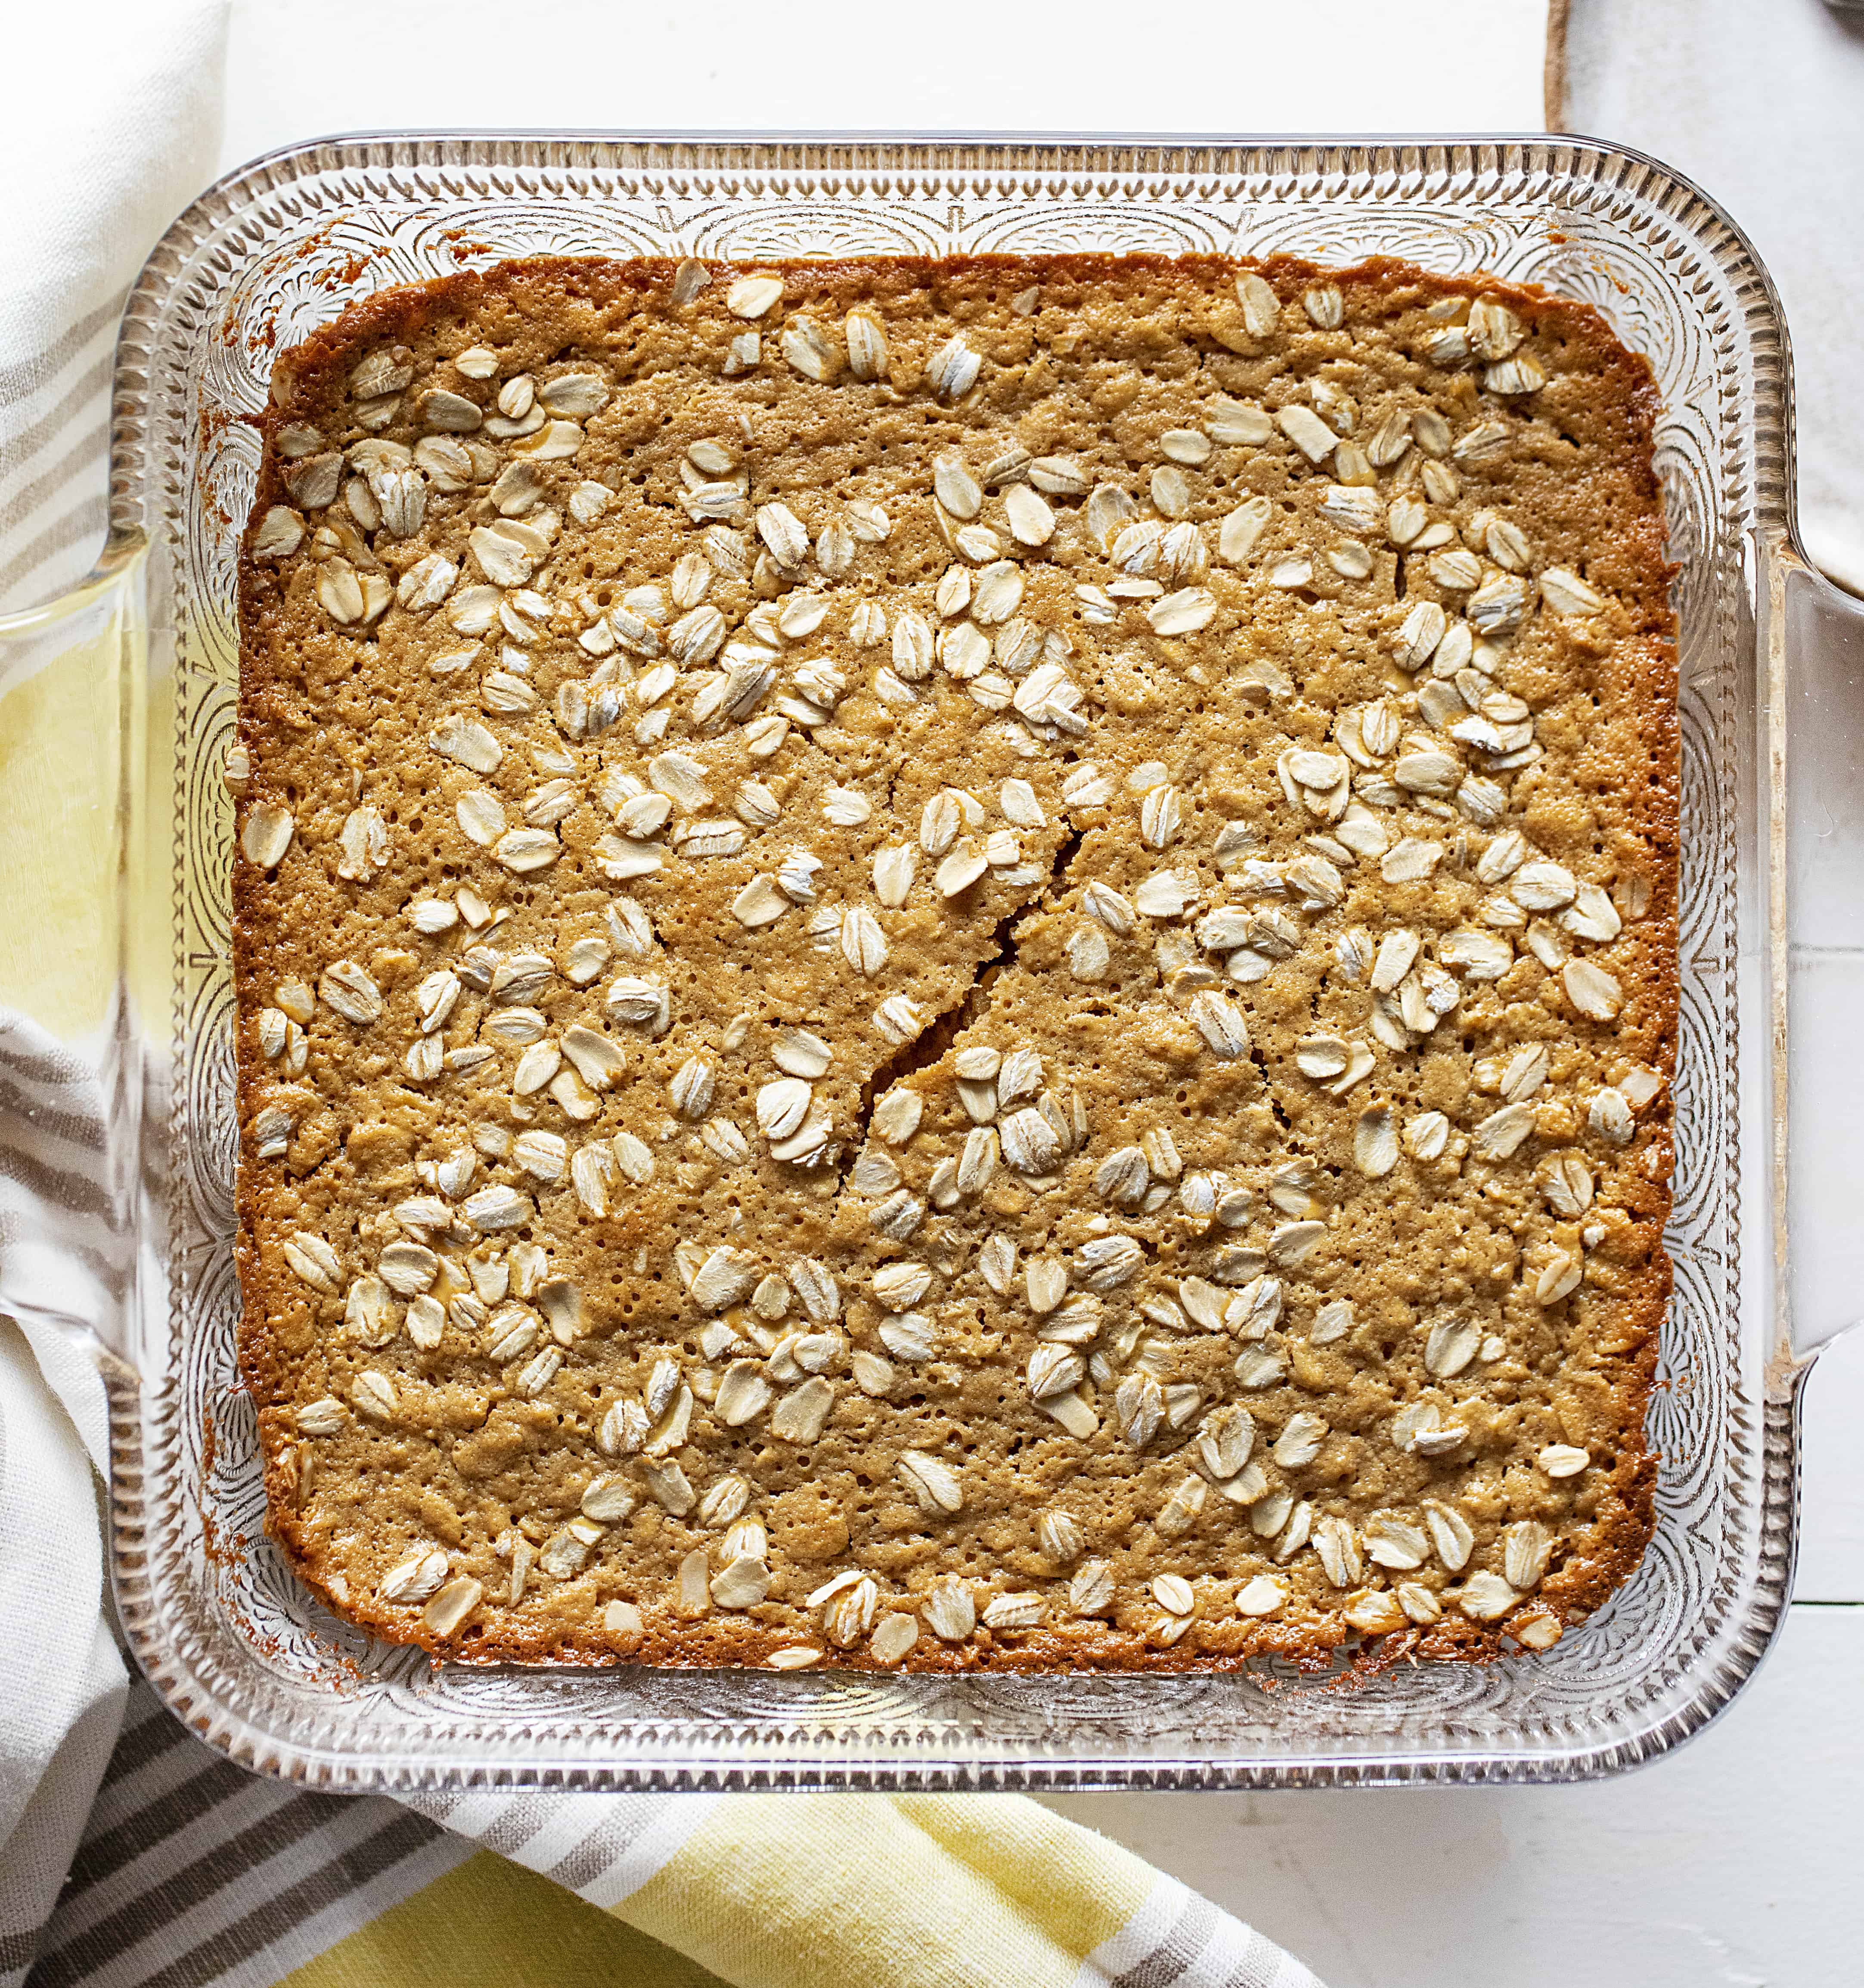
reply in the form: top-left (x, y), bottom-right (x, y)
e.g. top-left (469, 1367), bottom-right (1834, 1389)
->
top-left (1045, 1604), bottom-right (1863, 1988)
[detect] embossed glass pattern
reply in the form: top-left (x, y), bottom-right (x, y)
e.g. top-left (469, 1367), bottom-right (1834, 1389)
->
top-left (102, 138), bottom-right (1796, 1790)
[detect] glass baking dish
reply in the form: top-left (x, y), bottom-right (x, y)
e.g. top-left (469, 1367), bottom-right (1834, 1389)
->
top-left (13, 134), bottom-right (1858, 1792)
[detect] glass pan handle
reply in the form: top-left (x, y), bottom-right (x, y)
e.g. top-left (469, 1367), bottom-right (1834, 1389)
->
top-left (1772, 533), bottom-right (1864, 1374)
top-left (0, 536), bottom-right (151, 1386)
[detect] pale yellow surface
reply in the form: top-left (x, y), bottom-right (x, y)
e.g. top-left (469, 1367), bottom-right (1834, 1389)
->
top-left (277, 1849), bottom-right (725, 1988)
top-left (622, 1795), bottom-right (1144, 1988)
top-left (0, 631), bottom-right (121, 1030)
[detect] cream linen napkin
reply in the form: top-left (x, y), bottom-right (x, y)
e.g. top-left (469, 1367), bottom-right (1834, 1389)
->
top-left (0, 7), bottom-right (1330, 1988)
top-left (0, 1), bottom-right (230, 614)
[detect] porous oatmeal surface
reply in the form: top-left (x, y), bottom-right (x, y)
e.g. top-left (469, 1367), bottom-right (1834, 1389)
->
top-left (233, 254), bottom-right (1675, 1672)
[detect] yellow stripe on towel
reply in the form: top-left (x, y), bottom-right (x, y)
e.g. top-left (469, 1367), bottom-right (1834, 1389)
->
top-left (278, 1848), bottom-right (727, 1988)
top-left (617, 1794), bottom-right (1146, 1988)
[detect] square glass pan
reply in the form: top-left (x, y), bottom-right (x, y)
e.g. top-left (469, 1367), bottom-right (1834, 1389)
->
top-left (95, 135), bottom-right (1805, 1791)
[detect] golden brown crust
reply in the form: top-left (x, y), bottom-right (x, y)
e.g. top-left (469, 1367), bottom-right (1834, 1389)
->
top-left (235, 253), bottom-right (1675, 1673)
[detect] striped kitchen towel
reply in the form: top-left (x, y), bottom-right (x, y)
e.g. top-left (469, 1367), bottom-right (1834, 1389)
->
top-left (27, 1675), bottom-right (1318, 1988)
top-left (1, 0), bottom-right (229, 1966)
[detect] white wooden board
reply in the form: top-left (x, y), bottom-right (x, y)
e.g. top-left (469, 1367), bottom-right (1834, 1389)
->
top-left (1047, 1603), bottom-right (1863, 1988)
top-left (217, 0), bottom-right (1549, 176)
